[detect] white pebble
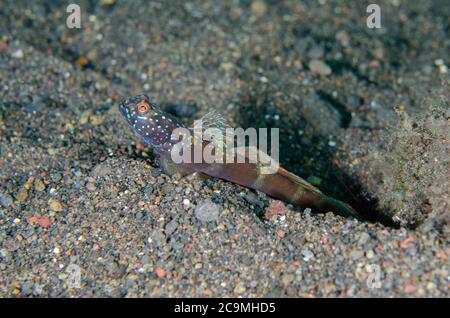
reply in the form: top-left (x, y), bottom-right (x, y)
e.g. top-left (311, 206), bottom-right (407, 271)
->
top-left (438, 64), bottom-right (448, 74)
top-left (11, 49), bottom-right (24, 59)
top-left (183, 199), bottom-right (191, 207)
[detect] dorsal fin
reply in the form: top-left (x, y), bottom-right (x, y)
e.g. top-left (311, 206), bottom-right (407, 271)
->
top-left (190, 110), bottom-right (235, 150)
top-left (190, 111), bottom-right (281, 170)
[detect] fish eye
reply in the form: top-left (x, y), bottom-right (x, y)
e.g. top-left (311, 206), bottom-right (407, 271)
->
top-left (136, 101), bottom-right (151, 114)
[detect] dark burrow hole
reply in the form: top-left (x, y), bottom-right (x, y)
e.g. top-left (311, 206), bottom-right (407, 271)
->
top-left (234, 93), bottom-right (400, 229)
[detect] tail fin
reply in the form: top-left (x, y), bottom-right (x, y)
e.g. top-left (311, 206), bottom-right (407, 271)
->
top-left (278, 167), bottom-right (362, 220)
top-left (319, 197), bottom-right (362, 220)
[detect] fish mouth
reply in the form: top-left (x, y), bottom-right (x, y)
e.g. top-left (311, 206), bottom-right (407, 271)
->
top-left (118, 100), bottom-right (132, 124)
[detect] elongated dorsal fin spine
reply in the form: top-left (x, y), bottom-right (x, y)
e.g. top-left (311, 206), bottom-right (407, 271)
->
top-left (277, 167), bottom-right (323, 195)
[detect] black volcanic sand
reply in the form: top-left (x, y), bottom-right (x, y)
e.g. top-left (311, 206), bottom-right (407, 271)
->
top-left (0, 0), bottom-right (448, 297)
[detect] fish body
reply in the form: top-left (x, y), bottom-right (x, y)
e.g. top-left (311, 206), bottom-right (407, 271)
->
top-left (119, 95), bottom-right (361, 219)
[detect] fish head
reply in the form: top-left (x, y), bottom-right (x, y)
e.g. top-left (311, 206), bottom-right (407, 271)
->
top-left (119, 94), bottom-right (158, 126)
top-left (119, 94), bottom-right (181, 151)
